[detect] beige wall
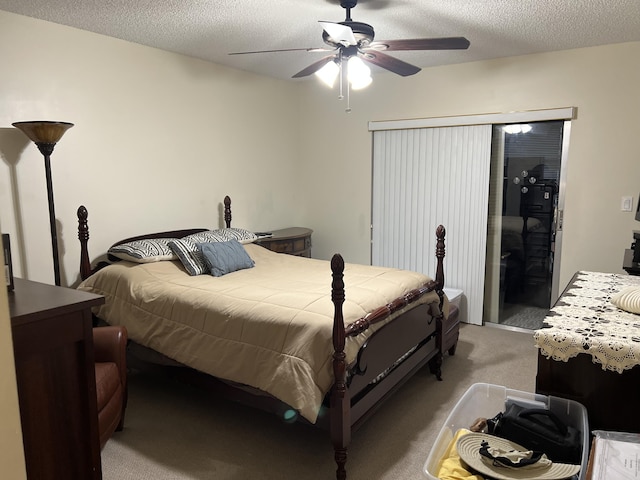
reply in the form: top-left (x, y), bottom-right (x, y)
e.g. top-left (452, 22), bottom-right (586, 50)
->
top-left (0, 10), bottom-right (303, 287)
top-left (298, 41), bottom-right (640, 292)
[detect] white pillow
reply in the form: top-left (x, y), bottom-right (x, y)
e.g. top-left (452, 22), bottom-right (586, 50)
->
top-left (610, 286), bottom-right (640, 314)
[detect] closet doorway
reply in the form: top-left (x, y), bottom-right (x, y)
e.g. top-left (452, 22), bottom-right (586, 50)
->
top-left (484, 120), bottom-right (569, 329)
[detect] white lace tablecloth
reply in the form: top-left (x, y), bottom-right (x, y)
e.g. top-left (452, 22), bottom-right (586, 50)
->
top-left (534, 271), bottom-right (640, 373)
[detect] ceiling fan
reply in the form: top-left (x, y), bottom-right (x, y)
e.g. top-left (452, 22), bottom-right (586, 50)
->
top-left (229, 0), bottom-right (470, 79)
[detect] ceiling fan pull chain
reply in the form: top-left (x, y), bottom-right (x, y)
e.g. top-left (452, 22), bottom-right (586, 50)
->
top-left (345, 86), bottom-right (351, 113)
top-left (344, 61), bottom-right (352, 113)
top-left (338, 52), bottom-right (345, 101)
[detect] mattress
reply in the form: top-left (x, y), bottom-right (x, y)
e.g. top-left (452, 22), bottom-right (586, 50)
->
top-left (78, 243), bottom-right (442, 422)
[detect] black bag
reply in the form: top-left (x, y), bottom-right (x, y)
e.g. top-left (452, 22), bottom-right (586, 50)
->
top-left (489, 403), bottom-right (582, 464)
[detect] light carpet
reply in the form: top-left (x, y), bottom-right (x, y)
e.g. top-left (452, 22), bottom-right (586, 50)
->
top-left (101, 324), bottom-right (537, 479)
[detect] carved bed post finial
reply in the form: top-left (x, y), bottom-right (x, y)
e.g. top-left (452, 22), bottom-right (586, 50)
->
top-left (78, 205), bottom-right (92, 280)
top-left (435, 225), bottom-right (446, 292)
top-left (330, 254), bottom-right (349, 480)
top-left (224, 196), bottom-right (232, 228)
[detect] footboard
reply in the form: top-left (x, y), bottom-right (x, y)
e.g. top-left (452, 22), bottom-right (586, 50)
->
top-left (347, 302), bottom-right (438, 421)
top-left (328, 225), bottom-right (446, 480)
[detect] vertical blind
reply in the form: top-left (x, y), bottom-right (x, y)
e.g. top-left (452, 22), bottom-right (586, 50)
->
top-left (371, 125), bottom-right (492, 325)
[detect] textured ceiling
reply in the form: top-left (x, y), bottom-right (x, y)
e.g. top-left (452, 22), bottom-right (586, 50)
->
top-left (1, 0), bottom-right (639, 81)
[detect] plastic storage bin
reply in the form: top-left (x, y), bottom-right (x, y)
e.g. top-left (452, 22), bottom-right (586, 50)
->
top-left (423, 383), bottom-right (589, 480)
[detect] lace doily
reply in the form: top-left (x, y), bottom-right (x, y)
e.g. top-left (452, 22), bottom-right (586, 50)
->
top-left (533, 271), bottom-right (640, 373)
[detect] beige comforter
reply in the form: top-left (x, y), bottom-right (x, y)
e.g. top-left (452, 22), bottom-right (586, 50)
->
top-left (78, 243), bottom-right (442, 423)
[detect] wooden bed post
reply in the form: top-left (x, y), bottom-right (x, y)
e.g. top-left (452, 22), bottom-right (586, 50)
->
top-left (435, 224), bottom-right (446, 308)
top-left (330, 253), bottom-right (349, 480)
top-left (78, 205), bottom-right (92, 281)
top-left (224, 196), bottom-right (232, 228)
top-left (429, 225), bottom-right (447, 381)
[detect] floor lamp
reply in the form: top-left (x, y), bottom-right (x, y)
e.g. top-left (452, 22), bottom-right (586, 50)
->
top-left (12, 121), bottom-right (74, 286)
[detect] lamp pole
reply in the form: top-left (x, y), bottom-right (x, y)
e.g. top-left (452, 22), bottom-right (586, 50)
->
top-left (39, 142), bottom-right (61, 286)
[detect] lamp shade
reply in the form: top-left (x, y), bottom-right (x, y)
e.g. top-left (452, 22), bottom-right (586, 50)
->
top-left (12, 121), bottom-right (74, 144)
top-left (347, 56), bottom-right (372, 90)
top-left (315, 60), bottom-right (340, 88)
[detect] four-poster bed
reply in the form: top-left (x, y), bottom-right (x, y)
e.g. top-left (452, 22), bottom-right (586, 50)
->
top-left (76, 196), bottom-right (451, 479)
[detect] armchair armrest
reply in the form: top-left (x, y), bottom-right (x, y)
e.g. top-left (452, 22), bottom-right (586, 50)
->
top-left (93, 325), bottom-right (128, 386)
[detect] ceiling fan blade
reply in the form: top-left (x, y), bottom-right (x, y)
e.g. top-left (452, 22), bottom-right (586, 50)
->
top-left (292, 55), bottom-right (337, 78)
top-left (319, 21), bottom-right (357, 46)
top-left (229, 47), bottom-right (330, 55)
top-left (367, 37), bottom-right (470, 52)
top-left (361, 51), bottom-right (421, 77)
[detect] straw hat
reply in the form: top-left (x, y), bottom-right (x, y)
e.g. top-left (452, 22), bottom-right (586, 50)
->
top-left (456, 433), bottom-right (581, 480)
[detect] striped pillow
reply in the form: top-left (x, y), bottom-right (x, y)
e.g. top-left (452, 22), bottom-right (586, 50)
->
top-left (170, 228), bottom-right (259, 276)
top-left (108, 238), bottom-right (178, 263)
top-left (183, 228), bottom-right (257, 245)
top-left (168, 238), bottom-right (207, 276)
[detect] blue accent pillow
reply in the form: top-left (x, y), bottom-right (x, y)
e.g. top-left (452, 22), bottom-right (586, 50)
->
top-left (198, 240), bottom-right (255, 277)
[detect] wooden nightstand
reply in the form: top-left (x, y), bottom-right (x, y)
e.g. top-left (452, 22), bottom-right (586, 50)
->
top-left (255, 227), bottom-right (313, 257)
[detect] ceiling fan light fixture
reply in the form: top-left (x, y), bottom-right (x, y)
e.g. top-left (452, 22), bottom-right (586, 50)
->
top-left (315, 59), bottom-right (340, 87)
top-left (230, 0), bottom-right (470, 111)
top-left (347, 56), bottom-right (372, 90)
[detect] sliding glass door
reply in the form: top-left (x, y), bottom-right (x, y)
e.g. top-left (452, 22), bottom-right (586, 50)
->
top-left (484, 120), bottom-right (568, 329)
top-left (369, 108), bottom-right (573, 327)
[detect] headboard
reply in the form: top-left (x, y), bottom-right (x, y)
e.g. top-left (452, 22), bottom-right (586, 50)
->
top-left (78, 196), bottom-right (233, 280)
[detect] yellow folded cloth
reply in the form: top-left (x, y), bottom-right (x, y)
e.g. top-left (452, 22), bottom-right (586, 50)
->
top-left (436, 428), bottom-right (484, 480)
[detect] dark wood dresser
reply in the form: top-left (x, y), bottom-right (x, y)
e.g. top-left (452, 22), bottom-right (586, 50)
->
top-left (9, 278), bottom-right (104, 480)
top-left (256, 227), bottom-right (313, 257)
top-left (534, 271), bottom-right (640, 433)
